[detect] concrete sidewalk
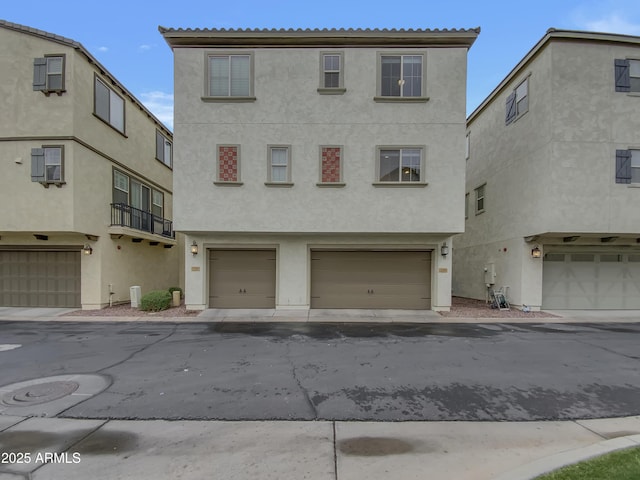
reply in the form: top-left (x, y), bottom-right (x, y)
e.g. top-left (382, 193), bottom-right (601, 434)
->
top-left (0, 415), bottom-right (639, 479)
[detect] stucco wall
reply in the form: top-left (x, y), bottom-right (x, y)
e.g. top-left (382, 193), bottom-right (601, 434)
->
top-left (173, 46), bottom-right (468, 235)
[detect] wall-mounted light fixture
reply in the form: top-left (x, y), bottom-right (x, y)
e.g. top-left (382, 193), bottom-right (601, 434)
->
top-left (440, 242), bottom-right (449, 257)
top-left (531, 246), bottom-right (542, 258)
top-left (82, 244), bottom-right (93, 255)
top-left (190, 241), bottom-right (198, 255)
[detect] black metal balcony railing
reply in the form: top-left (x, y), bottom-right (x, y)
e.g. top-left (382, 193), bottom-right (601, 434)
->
top-left (110, 203), bottom-right (175, 239)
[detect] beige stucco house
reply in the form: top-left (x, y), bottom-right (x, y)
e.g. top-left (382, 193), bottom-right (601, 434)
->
top-left (0, 20), bottom-right (180, 309)
top-left (161, 27), bottom-right (478, 312)
top-left (455, 29), bottom-right (640, 310)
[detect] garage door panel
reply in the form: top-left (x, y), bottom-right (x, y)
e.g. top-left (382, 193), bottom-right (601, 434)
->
top-left (209, 250), bottom-right (276, 308)
top-left (311, 250), bottom-right (431, 309)
top-left (543, 253), bottom-right (640, 309)
top-left (0, 251), bottom-right (81, 308)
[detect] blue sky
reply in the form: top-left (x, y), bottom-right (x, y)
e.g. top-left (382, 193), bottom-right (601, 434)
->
top-left (4, 0), bottom-right (640, 130)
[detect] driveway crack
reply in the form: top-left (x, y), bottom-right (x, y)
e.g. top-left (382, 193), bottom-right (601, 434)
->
top-left (285, 340), bottom-right (318, 419)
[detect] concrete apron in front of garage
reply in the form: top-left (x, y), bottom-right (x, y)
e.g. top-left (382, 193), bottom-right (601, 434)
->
top-left (198, 308), bottom-right (445, 323)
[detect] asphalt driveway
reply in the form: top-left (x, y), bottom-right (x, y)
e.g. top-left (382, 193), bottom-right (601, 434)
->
top-left (0, 321), bottom-right (639, 421)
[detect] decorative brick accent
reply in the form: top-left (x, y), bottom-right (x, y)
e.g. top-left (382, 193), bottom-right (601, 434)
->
top-left (218, 146), bottom-right (238, 182)
top-left (321, 147), bottom-right (341, 183)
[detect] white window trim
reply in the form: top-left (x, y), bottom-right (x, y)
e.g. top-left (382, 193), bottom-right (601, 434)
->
top-left (203, 52), bottom-right (256, 102)
top-left (373, 145), bottom-right (428, 187)
top-left (156, 130), bottom-right (172, 168)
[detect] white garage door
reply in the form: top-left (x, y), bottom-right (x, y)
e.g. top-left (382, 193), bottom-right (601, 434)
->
top-left (542, 252), bottom-right (640, 309)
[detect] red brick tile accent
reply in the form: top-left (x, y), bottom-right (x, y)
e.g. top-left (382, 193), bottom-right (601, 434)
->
top-left (321, 147), bottom-right (341, 183)
top-left (218, 146), bottom-right (238, 182)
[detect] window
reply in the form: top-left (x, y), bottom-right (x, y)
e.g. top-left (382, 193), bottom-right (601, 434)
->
top-left (156, 131), bottom-right (172, 168)
top-left (475, 184), bottom-right (485, 214)
top-left (33, 56), bottom-right (65, 94)
top-left (318, 146), bottom-right (344, 185)
top-left (216, 145), bottom-right (241, 183)
top-left (208, 54), bottom-right (253, 98)
top-left (377, 147), bottom-right (423, 183)
top-left (505, 78), bottom-right (528, 125)
top-left (615, 59), bottom-right (640, 92)
top-left (113, 170), bottom-right (164, 217)
top-left (377, 54), bottom-right (424, 99)
top-left (31, 146), bottom-right (64, 185)
top-left (465, 192), bottom-right (469, 219)
top-left (95, 77), bottom-right (125, 133)
top-left (465, 133), bottom-right (470, 161)
top-left (266, 146), bottom-right (292, 185)
top-left (318, 52), bottom-right (345, 94)
top-left (615, 149), bottom-right (640, 184)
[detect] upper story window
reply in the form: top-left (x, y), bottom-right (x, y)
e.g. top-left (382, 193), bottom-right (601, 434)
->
top-left (31, 146), bottom-right (64, 187)
top-left (615, 59), bottom-right (640, 92)
top-left (266, 145), bottom-right (293, 186)
top-left (33, 55), bottom-right (65, 95)
top-left (95, 77), bottom-right (125, 134)
top-left (475, 184), bottom-right (486, 214)
top-left (113, 169), bottom-right (164, 217)
top-left (615, 149), bottom-right (640, 184)
top-left (207, 54), bottom-right (254, 100)
top-left (376, 54), bottom-right (426, 102)
top-left (506, 78), bottom-right (528, 125)
top-left (376, 147), bottom-right (424, 184)
top-left (318, 52), bottom-right (345, 94)
top-left (156, 131), bottom-right (172, 168)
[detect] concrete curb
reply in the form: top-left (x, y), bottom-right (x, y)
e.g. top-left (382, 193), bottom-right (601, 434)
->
top-left (493, 434), bottom-right (640, 480)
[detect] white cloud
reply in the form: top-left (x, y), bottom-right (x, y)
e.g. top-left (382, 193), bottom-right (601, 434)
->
top-left (583, 12), bottom-right (640, 35)
top-left (138, 44), bottom-right (154, 53)
top-left (139, 91), bottom-right (174, 130)
top-left (97, 46), bottom-right (109, 52)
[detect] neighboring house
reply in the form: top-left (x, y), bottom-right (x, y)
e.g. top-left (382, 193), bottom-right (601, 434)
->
top-left (0, 20), bottom-right (180, 309)
top-left (455, 29), bottom-right (640, 310)
top-left (160, 27), bottom-right (479, 311)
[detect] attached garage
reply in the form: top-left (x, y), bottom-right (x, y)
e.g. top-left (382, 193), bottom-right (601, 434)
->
top-left (208, 249), bottom-right (276, 308)
top-left (0, 250), bottom-right (81, 307)
top-left (310, 250), bottom-right (431, 309)
top-left (542, 252), bottom-right (640, 309)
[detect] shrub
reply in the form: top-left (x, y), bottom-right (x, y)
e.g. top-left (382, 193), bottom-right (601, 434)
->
top-left (140, 290), bottom-right (172, 312)
top-left (168, 286), bottom-right (184, 299)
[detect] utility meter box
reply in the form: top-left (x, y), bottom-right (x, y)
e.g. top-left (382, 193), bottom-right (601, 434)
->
top-left (130, 286), bottom-right (142, 308)
top-left (484, 264), bottom-right (496, 286)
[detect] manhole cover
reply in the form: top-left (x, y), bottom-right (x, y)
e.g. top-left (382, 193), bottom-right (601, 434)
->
top-left (2, 381), bottom-right (79, 406)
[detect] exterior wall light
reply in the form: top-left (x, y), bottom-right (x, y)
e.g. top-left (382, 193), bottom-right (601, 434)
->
top-left (531, 246), bottom-right (542, 258)
top-left (82, 244), bottom-right (93, 255)
top-left (190, 241), bottom-right (199, 255)
top-left (440, 242), bottom-right (449, 257)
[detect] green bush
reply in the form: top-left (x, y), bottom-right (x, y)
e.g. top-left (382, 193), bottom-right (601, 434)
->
top-left (168, 286), bottom-right (183, 299)
top-left (140, 290), bottom-right (172, 312)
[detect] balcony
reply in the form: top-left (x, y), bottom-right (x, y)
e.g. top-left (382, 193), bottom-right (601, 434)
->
top-left (109, 203), bottom-right (175, 245)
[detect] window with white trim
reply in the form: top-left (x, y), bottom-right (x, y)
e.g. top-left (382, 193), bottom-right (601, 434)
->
top-left (95, 77), bottom-right (125, 133)
top-left (377, 147), bottom-right (423, 183)
top-left (208, 54), bottom-right (252, 97)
